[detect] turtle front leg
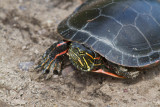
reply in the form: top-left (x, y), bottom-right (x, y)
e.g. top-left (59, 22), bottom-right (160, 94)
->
top-left (36, 41), bottom-right (70, 76)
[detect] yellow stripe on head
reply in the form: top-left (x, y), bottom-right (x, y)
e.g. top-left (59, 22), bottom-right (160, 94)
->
top-left (83, 57), bottom-right (90, 70)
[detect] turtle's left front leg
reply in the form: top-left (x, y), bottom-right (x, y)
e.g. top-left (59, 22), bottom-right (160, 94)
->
top-left (36, 41), bottom-right (70, 76)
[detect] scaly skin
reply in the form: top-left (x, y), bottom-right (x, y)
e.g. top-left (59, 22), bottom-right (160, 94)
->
top-left (36, 41), bottom-right (140, 79)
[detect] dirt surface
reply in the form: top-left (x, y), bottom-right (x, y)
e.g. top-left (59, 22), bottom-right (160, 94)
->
top-left (0, 0), bottom-right (160, 107)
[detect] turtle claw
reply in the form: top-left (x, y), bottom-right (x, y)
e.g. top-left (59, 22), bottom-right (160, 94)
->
top-left (35, 60), bottom-right (59, 80)
top-left (36, 55), bottom-right (63, 75)
top-left (48, 59), bottom-right (62, 75)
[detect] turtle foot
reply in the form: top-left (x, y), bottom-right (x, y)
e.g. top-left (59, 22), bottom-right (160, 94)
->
top-left (115, 67), bottom-right (140, 79)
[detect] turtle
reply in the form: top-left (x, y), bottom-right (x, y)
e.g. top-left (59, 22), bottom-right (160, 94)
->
top-left (36, 0), bottom-right (160, 79)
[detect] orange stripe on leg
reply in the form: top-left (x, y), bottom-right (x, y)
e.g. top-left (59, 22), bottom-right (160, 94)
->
top-left (54, 49), bottom-right (68, 60)
top-left (94, 57), bottom-right (100, 60)
top-left (92, 69), bottom-right (125, 79)
top-left (46, 49), bottom-right (68, 69)
top-left (56, 41), bottom-right (68, 47)
top-left (47, 41), bottom-right (68, 59)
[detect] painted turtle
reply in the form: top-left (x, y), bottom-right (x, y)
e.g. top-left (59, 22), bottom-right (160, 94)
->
top-left (36, 0), bottom-right (160, 78)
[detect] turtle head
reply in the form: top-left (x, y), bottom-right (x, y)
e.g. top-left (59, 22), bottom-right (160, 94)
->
top-left (68, 42), bottom-right (101, 72)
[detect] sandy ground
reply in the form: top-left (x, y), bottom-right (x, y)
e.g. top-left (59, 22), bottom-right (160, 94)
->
top-left (0, 0), bottom-right (160, 107)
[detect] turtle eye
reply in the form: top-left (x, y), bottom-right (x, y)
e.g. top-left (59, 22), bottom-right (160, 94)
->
top-left (79, 51), bottom-right (85, 54)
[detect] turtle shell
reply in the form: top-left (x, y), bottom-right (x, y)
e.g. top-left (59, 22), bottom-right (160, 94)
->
top-left (57, 0), bottom-right (160, 67)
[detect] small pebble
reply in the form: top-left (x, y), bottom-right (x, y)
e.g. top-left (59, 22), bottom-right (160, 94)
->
top-left (123, 89), bottom-right (128, 93)
top-left (18, 61), bottom-right (34, 71)
top-left (61, 66), bottom-right (73, 76)
top-left (19, 5), bottom-right (27, 11)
